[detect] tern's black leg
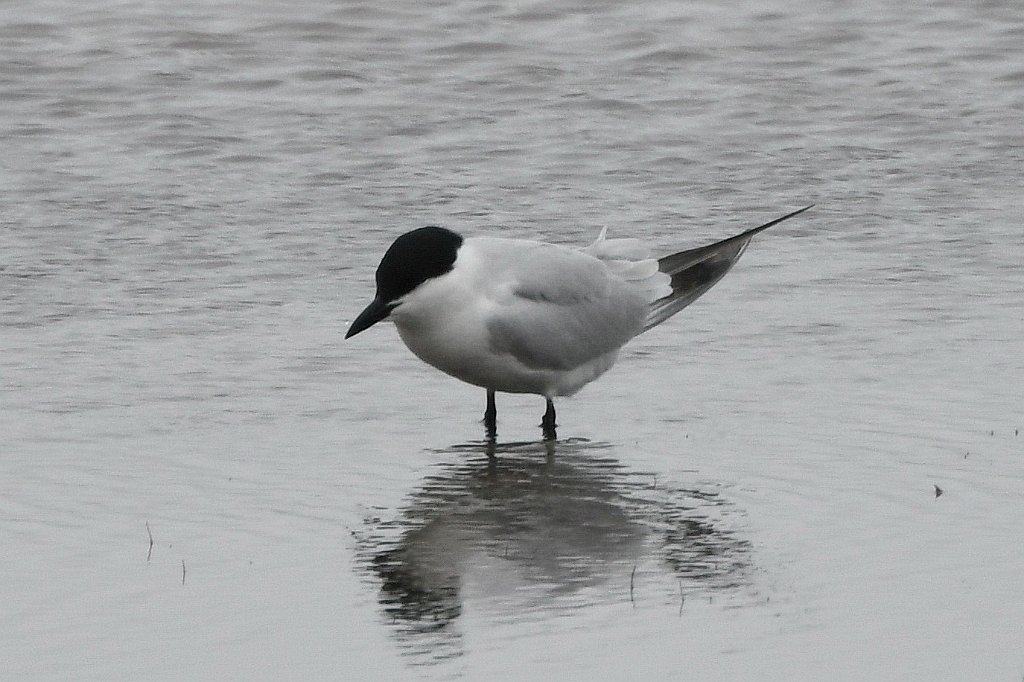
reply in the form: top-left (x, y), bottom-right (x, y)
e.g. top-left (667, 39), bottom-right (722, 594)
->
top-left (484, 389), bottom-right (497, 442)
top-left (541, 398), bottom-right (557, 441)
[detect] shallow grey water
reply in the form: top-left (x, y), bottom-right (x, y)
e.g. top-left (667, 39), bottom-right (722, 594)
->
top-left (2, 0), bottom-right (1023, 680)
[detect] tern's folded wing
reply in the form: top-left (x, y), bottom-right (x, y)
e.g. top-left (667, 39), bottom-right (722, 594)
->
top-left (481, 241), bottom-right (648, 371)
top-left (487, 287), bottom-right (647, 371)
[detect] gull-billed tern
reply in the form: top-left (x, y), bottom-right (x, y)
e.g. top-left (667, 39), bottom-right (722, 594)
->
top-left (347, 205), bottom-right (812, 440)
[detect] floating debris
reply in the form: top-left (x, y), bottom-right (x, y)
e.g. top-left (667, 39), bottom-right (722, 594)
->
top-left (934, 485), bottom-right (944, 499)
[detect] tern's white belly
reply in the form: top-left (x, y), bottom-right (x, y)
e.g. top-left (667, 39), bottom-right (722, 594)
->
top-left (394, 311), bottom-right (621, 398)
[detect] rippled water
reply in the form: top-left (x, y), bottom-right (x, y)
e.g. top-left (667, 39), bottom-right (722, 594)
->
top-left (2, 0), bottom-right (1023, 680)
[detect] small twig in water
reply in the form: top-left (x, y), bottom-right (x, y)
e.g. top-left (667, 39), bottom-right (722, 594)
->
top-left (678, 579), bottom-right (685, 616)
top-left (182, 560), bottom-right (186, 585)
top-left (629, 565), bottom-right (636, 605)
top-left (146, 521), bottom-right (154, 562)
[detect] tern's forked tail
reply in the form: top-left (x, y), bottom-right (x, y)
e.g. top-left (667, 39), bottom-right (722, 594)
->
top-left (642, 205), bottom-right (813, 332)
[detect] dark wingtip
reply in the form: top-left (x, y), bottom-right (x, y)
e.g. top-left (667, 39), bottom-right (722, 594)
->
top-left (682, 203), bottom-right (815, 255)
top-left (644, 204), bottom-right (816, 331)
top-left (748, 203), bottom-right (814, 234)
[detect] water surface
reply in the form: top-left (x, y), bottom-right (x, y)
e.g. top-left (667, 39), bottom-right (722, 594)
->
top-left (2, 0), bottom-right (1023, 679)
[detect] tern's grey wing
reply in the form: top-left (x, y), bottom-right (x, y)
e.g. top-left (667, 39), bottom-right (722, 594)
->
top-left (644, 205), bottom-right (813, 331)
top-left (482, 241), bottom-right (648, 371)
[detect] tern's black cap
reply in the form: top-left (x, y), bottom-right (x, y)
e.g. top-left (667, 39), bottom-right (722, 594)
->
top-left (375, 226), bottom-right (463, 303)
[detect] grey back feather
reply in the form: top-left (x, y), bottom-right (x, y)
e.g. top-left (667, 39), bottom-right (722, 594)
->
top-left (582, 227), bottom-right (672, 305)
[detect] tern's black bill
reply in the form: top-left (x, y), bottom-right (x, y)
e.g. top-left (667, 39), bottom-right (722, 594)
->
top-left (345, 297), bottom-right (395, 339)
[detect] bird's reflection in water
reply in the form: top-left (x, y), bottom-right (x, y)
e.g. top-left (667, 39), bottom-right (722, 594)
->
top-left (356, 438), bottom-right (752, 662)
